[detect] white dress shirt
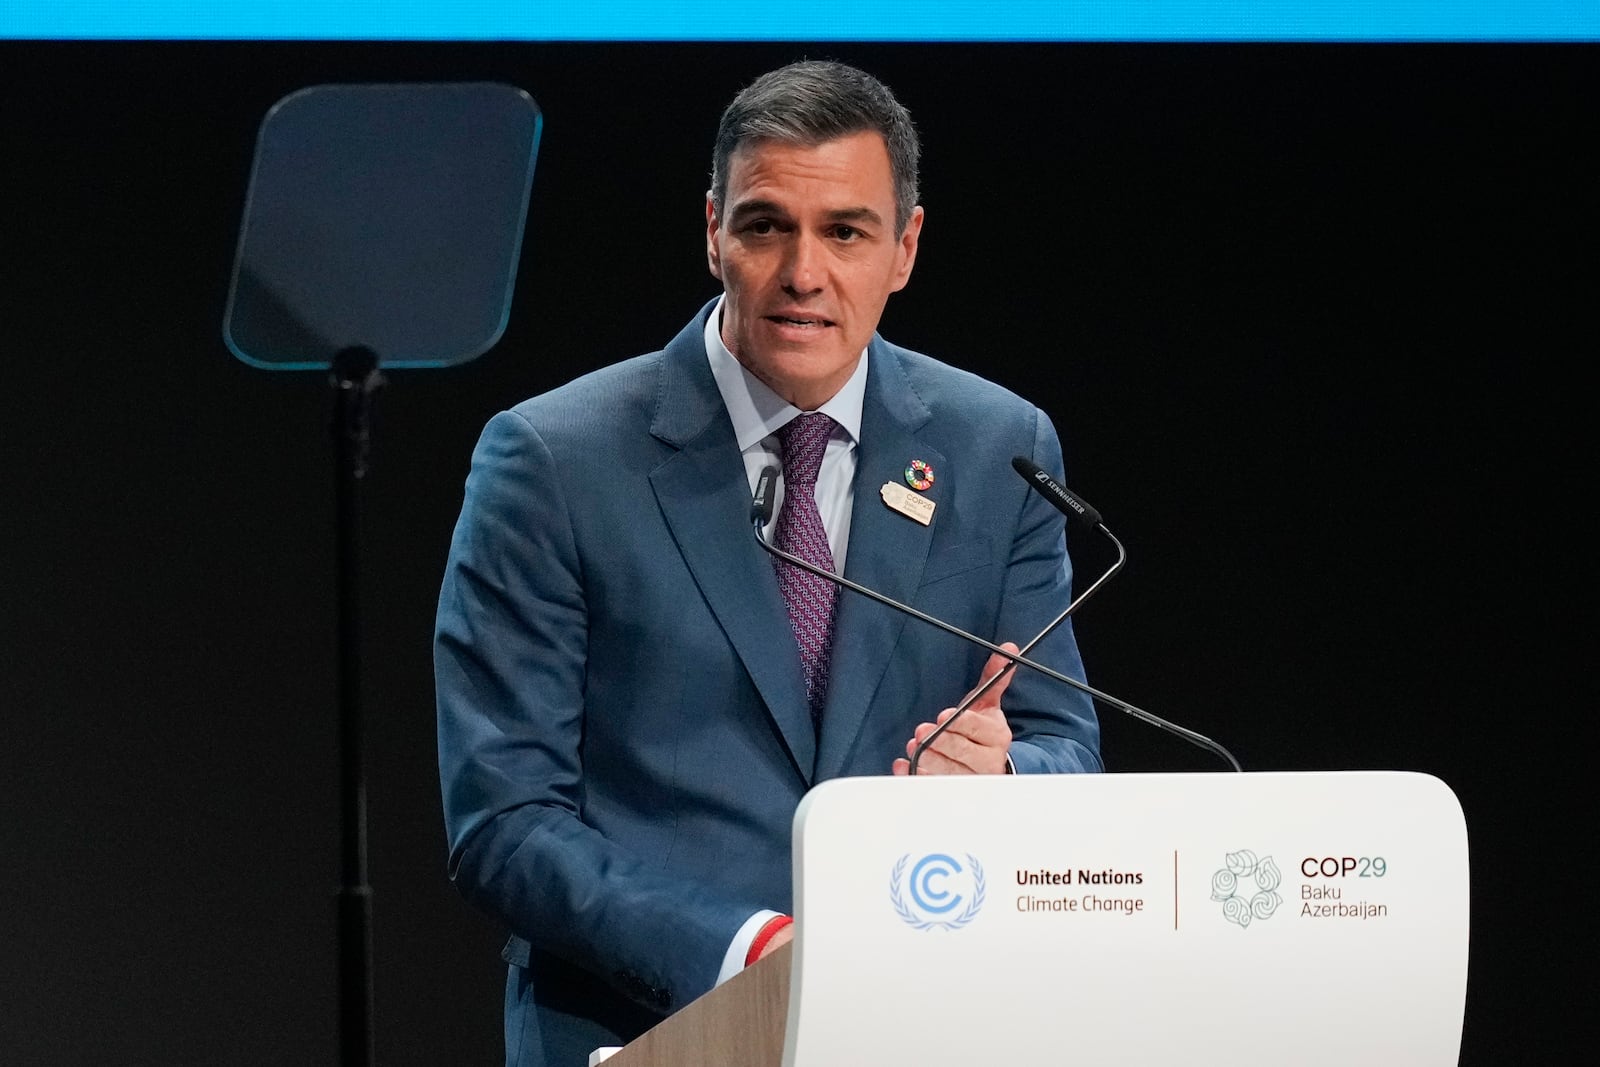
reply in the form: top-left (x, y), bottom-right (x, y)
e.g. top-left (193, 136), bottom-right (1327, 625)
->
top-left (703, 296), bottom-right (866, 571)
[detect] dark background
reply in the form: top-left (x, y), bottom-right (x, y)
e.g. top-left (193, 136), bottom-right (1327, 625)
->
top-left (2, 40), bottom-right (1592, 1064)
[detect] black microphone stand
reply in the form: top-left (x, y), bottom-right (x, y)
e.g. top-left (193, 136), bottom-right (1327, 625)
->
top-left (332, 345), bottom-right (383, 1067)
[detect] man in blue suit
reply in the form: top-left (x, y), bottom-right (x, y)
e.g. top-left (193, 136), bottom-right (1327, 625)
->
top-left (435, 60), bottom-right (1102, 1066)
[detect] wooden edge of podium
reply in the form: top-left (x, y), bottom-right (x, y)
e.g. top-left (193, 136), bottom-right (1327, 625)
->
top-left (604, 941), bottom-right (792, 1066)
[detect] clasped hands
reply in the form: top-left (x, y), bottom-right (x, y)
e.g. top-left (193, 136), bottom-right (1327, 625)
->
top-left (891, 643), bottom-right (1017, 776)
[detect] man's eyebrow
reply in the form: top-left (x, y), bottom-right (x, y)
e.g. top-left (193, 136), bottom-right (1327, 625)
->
top-left (727, 199), bottom-right (788, 222)
top-left (825, 206), bottom-right (885, 227)
top-left (725, 201), bottom-right (885, 227)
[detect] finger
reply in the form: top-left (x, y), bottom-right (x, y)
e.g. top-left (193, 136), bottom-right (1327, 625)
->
top-left (907, 720), bottom-right (992, 774)
top-left (909, 707), bottom-right (1011, 758)
top-left (938, 707), bottom-right (1013, 750)
top-left (907, 739), bottom-right (990, 776)
top-left (912, 711), bottom-right (1004, 752)
top-left (907, 728), bottom-right (941, 757)
top-left (965, 642), bottom-right (1020, 712)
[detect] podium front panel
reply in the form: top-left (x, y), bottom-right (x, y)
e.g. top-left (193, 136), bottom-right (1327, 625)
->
top-left (786, 771), bottom-right (1467, 1065)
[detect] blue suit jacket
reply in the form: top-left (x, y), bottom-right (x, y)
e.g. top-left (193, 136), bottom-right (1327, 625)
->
top-left (435, 305), bottom-right (1101, 1066)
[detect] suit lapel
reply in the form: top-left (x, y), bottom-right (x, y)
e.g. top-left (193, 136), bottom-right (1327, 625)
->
top-left (648, 311), bottom-right (815, 784)
top-left (815, 343), bottom-right (942, 780)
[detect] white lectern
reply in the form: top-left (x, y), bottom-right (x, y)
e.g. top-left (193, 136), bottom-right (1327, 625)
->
top-left (605, 771), bottom-right (1468, 1066)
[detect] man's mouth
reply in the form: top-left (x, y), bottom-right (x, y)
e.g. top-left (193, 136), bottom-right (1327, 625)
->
top-left (766, 313), bottom-right (834, 329)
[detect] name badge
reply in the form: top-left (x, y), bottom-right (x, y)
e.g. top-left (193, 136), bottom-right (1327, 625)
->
top-left (880, 482), bottom-right (935, 526)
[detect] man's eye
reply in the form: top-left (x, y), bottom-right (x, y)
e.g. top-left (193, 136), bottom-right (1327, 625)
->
top-left (832, 225), bottom-right (859, 241)
top-left (746, 219), bottom-right (776, 235)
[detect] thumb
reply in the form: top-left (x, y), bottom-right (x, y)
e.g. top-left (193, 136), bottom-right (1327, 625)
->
top-left (966, 642), bottom-right (1020, 712)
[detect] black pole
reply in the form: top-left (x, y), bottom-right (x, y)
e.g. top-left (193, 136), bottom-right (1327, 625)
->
top-left (331, 345), bottom-right (384, 1067)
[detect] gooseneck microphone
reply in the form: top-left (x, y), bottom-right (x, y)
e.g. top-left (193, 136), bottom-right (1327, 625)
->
top-left (904, 472), bottom-right (1123, 774)
top-left (1009, 457), bottom-right (1242, 772)
top-left (750, 461), bottom-right (1242, 772)
top-left (1010, 456), bottom-right (1101, 527)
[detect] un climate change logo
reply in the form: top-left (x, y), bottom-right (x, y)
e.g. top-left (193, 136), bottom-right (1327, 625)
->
top-left (1210, 849), bottom-right (1283, 929)
top-left (890, 853), bottom-right (985, 931)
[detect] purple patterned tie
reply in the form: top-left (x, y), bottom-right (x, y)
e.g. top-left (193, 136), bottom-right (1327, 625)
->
top-left (772, 412), bottom-right (840, 729)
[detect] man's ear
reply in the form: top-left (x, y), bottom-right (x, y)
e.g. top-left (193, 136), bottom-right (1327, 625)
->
top-left (706, 195), bottom-right (723, 281)
top-left (890, 205), bottom-right (925, 293)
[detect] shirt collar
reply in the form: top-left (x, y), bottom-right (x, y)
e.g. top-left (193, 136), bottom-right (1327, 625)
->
top-left (703, 295), bottom-right (867, 451)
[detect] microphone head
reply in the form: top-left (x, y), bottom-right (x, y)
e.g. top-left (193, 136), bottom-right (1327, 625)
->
top-left (751, 465), bottom-right (779, 526)
top-left (1012, 456), bottom-right (1103, 529)
top-left (1010, 455), bottom-right (1042, 480)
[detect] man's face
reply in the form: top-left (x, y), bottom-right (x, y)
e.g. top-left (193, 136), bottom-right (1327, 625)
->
top-left (707, 130), bottom-right (923, 411)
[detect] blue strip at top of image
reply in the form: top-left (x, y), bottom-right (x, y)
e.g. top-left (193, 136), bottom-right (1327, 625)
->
top-left (5, 1), bottom-right (1599, 42)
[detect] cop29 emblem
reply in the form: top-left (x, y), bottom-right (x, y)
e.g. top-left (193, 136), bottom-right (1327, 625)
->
top-left (1210, 849), bottom-right (1283, 928)
top-left (890, 853), bottom-right (985, 931)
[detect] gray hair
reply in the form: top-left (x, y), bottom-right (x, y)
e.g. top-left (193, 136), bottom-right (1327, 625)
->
top-left (710, 60), bottom-right (921, 236)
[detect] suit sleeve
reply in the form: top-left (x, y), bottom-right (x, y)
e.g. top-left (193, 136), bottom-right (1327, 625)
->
top-left (434, 409), bottom-right (756, 1014)
top-left (996, 408), bottom-right (1105, 774)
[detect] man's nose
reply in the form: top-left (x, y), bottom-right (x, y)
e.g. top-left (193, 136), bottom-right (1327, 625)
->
top-left (780, 233), bottom-right (825, 294)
